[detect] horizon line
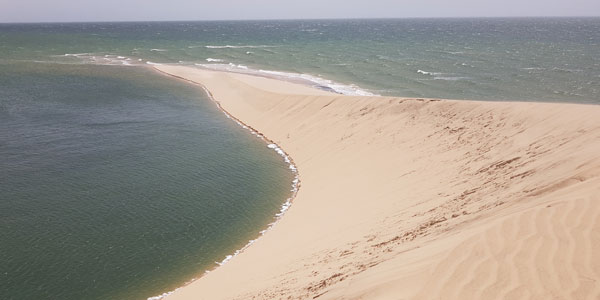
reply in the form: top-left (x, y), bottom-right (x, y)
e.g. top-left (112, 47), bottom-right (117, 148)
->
top-left (1, 15), bottom-right (600, 25)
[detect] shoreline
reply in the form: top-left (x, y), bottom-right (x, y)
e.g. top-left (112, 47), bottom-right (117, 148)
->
top-left (151, 65), bottom-right (600, 300)
top-left (148, 66), bottom-right (302, 300)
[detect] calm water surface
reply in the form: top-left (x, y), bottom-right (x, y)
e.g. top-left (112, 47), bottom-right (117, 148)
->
top-left (0, 62), bottom-right (294, 300)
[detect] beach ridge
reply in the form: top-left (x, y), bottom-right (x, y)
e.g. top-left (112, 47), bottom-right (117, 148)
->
top-left (148, 66), bottom-right (303, 300)
top-left (154, 65), bottom-right (600, 300)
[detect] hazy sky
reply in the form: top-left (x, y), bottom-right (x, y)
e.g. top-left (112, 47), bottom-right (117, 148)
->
top-left (1, 0), bottom-right (599, 23)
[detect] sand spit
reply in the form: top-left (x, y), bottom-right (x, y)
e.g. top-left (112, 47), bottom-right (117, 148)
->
top-left (155, 65), bottom-right (600, 300)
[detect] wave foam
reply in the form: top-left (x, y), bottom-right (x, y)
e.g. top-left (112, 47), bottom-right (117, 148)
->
top-left (60, 53), bottom-right (139, 66)
top-left (416, 69), bottom-right (470, 81)
top-left (417, 69), bottom-right (442, 76)
top-left (258, 70), bottom-right (375, 96)
top-left (205, 45), bottom-right (278, 49)
top-left (195, 63), bottom-right (376, 96)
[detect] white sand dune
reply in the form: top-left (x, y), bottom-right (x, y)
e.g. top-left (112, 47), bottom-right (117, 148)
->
top-left (154, 65), bottom-right (600, 300)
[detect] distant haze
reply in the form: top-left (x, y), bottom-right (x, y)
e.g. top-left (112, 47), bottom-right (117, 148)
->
top-left (0, 0), bottom-right (599, 23)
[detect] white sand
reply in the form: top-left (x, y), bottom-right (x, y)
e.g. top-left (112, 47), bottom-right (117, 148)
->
top-left (154, 65), bottom-right (600, 300)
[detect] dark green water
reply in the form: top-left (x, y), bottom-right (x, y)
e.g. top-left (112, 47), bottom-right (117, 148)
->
top-left (0, 62), bottom-right (294, 300)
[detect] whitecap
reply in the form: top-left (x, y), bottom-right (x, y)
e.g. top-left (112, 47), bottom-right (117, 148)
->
top-left (417, 69), bottom-right (442, 76)
top-left (205, 45), bottom-right (278, 49)
top-left (205, 58), bottom-right (224, 62)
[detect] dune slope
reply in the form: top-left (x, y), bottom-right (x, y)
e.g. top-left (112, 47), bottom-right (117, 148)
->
top-left (154, 65), bottom-right (600, 300)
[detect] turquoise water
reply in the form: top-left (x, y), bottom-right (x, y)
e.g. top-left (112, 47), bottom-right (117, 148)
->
top-left (1, 17), bottom-right (599, 300)
top-left (1, 18), bottom-right (598, 102)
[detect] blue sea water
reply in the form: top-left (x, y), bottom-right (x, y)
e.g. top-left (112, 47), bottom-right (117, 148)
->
top-left (0, 17), bottom-right (598, 300)
top-left (1, 18), bottom-right (598, 102)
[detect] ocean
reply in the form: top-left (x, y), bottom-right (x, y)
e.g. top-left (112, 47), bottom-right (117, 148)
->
top-left (1, 17), bottom-right (599, 300)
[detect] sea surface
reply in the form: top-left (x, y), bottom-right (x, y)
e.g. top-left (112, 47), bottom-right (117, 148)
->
top-left (2, 18), bottom-right (599, 102)
top-left (1, 17), bottom-right (599, 300)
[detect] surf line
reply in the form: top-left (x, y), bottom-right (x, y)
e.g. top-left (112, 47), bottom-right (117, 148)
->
top-left (148, 66), bottom-right (301, 300)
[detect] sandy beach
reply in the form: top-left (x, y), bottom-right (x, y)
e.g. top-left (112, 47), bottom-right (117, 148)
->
top-left (154, 65), bottom-right (600, 300)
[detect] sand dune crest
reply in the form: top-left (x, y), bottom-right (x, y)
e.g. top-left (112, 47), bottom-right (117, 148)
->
top-left (154, 65), bottom-right (600, 300)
